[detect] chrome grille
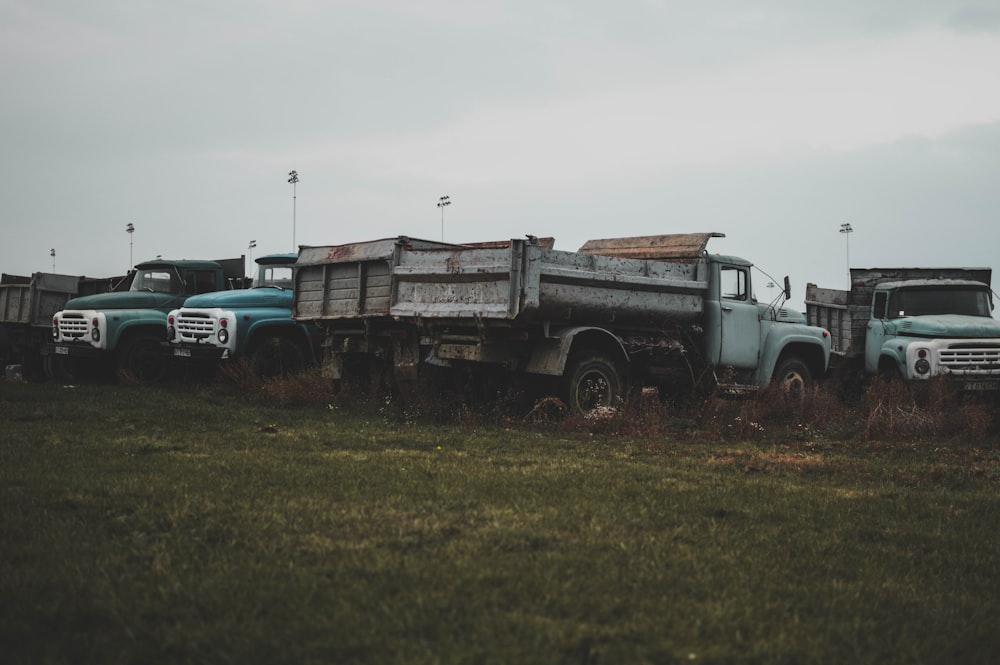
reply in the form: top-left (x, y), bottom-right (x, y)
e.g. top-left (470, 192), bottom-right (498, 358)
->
top-left (176, 313), bottom-right (215, 341)
top-left (939, 345), bottom-right (1000, 374)
top-left (57, 315), bottom-right (89, 340)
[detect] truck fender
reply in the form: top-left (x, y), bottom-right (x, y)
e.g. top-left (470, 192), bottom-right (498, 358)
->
top-left (876, 343), bottom-right (907, 378)
top-left (524, 326), bottom-right (629, 376)
top-left (756, 332), bottom-right (830, 387)
top-left (108, 313), bottom-right (169, 349)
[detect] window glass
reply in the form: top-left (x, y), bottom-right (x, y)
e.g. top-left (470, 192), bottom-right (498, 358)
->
top-left (720, 267), bottom-right (748, 301)
top-left (257, 265), bottom-right (293, 289)
top-left (130, 269), bottom-right (176, 294)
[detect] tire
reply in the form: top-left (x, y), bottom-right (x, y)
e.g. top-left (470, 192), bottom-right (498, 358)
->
top-left (563, 351), bottom-right (625, 416)
top-left (118, 334), bottom-right (168, 384)
top-left (772, 356), bottom-right (812, 398)
top-left (250, 335), bottom-right (306, 378)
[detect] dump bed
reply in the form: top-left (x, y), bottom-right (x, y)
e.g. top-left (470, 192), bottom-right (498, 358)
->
top-left (0, 272), bottom-right (86, 327)
top-left (805, 267), bottom-right (993, 357)
top-left (294, 235), bottom-right (711, 328)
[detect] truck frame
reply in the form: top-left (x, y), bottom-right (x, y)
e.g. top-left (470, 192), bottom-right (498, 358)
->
top-left (293, 233), bottom-right (831, 413)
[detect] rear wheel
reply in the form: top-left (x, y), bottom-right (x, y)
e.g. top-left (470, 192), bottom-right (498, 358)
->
top-left (118, 334), bottom-right (168, 383)
top-left (250, 335), bottom-right (306, 378)
top-left (563, 351), bottom-right (625, 416)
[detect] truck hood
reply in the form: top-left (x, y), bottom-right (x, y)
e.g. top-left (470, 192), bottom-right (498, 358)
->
top-left (183, 288), bottom-right (291, 309)
top-left (893, 314), bottom-right (1000, 339)
top-left (64, 291), bottom-right (183, 310)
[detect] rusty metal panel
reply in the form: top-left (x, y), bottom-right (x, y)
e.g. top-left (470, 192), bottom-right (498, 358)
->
top-left (0, 272), bottom-right (82, 326)
top-left (578, 232), bottom-right (725, 260)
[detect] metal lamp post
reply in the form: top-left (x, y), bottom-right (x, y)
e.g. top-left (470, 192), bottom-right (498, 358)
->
top-left (437, 195), bottom-right (451, 241)
top-left (839, 223), bottom-right (853, 288)
top-left (50, 248), bottom-right (55, 272)
top-left (248, 239), bottom-right (257, 275)
top-left (288, 170), bottom-right (299, 250)
top-left (126, 223), bottom-right (135, 268)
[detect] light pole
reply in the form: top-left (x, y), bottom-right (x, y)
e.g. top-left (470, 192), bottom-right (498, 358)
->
top-left (248, 239), bottom-right (257, 276)
top-left (288, 170), bottom-right (299, 250)
top-left (50, 248), bottom-right (56, 272)
top-left (839, 223), bottom-right (854, 288)
top-left (126, 223), bottom-right (135, 268)
top-left (437, 195), bottom-right (451, 241)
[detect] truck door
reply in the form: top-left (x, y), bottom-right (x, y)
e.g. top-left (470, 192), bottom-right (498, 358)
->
top-left (717, 265), bottom-right (761, 369)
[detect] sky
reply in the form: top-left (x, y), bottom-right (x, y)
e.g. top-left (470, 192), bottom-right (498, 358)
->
top-left (2, 0), bottom-right (1000, 306)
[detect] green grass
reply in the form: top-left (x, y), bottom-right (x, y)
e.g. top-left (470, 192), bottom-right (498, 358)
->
top-left (1, 380), bottom-right (998, 664)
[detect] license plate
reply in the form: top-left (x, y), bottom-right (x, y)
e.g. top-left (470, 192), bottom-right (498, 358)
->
top-left (55, 346), bottom-right (68, 355)
top-left (964, 381), bottom-right (1000, 391)
top-left (173, 348), bottom-right (192, 358)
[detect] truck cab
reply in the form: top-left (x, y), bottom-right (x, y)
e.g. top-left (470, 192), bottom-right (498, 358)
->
top-left (51, 257), bottom-right (244, 382)
top-left (866, 279), bottom-right (1000, 387)
top-left (166, 253), bottom-right (318, 377)
top-left (703, 254), bottom-right (830, 393)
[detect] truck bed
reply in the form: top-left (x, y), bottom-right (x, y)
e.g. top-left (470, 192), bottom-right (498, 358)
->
top-left (0, 272), bottom-right (84, 327)
top-left (294, 236), bottom-right (710, 328)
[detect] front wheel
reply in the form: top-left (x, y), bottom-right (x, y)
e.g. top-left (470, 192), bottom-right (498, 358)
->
top-left (772, 356), bottom-right (812, 398)
top-left (563, 351), bottom-right (625, 416)
top-left (118, 334), bottom-right (168, 383)
top-left (250, 335), bottom-right (306, 378)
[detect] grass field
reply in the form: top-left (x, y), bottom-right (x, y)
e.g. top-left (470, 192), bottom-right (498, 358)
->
top-left (1, 377), bottom-right (998, 664)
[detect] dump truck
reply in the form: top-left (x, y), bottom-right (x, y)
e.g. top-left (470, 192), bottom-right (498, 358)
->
top-left (292, 233), bottom-right (831, 414)
top-left (1, 271), bottom-right (129, 380)
top-left (50, 257), bottom-right (245, 382)
top-left (805, 268), bottom-right (1000, 391)
top-left (166, 253), bottom-right (320, 377)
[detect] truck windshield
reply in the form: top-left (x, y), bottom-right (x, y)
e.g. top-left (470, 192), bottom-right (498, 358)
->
top-left (255, 265), bottom-right (293, 289)
top-left (887, 287), bottom-right (993, 319)
top-left (130, 269), bottom-right (180, 294)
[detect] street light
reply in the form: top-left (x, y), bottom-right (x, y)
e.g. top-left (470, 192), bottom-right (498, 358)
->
top-left (437, 195), bottom-right (451, 241)
top-left (126, 223), bottom-right (135, 268)
top-left (248, 239), bottom-right (257, 275)
top-left (287, 170), bottom-right (299, 251)
top-left (50, 248), bottom-right (55, 272)
top-left (839, 223), bottom-right (854, 288)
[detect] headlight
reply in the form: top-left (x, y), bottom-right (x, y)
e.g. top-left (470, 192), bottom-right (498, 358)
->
top-left (91, 328), bottom-right (101, 342)
top-left (218, 328), bottom-right (229, 344)
top-left (167, 325), bottom-right (176, 339)
top-left (915, 358), bottom-right (930, 375)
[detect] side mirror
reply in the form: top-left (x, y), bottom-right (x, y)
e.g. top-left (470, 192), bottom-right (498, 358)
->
top-left (783, 276), bottom-right (792, 300)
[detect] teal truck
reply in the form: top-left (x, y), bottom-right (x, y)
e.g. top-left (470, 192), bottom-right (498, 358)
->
top-left (805, 267), bottom-right (1000, 391)
top-left (1, 271), bottom-right (129, 380)
top-left (166, 253), bottom-right (318, 377)
top-left (50, 257), bottom-right (245, 382)
top-left (293, 232), bottom-right (832, 413)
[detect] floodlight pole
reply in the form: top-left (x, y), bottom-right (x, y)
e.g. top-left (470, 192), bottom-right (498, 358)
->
top-left (437, 195), bottom-right (451, 241)
top-left (839, 223), bottom-right (854, 289)
top-left (126, 223), bottom-right (135, 268)
top-left (288, 170), bottom-right (299, 250)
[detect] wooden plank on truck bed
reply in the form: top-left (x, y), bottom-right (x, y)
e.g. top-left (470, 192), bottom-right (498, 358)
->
top-left (577, 233), bottom-right (725, 260)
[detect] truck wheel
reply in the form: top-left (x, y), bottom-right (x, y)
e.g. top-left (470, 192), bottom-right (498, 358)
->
top-left (118, 334), bottom-right (168, 383)
top-left (772, 357), bottom-right (812, 397)
top-left (250, 336), bottom-right (305, 378)
top-left (563, 352), bottom-right (624, 416)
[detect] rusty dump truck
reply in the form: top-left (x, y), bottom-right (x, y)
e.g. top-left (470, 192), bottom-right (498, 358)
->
top-left (806, 267), bottom-right (1000, 391)
top-left (1, 271), bottom-right (129, 380)
top-left (292, 233), bottom-right (831, 413)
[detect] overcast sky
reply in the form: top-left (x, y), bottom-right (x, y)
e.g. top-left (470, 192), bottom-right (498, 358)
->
top-left (3, 0), bottom-right (1000, 304)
